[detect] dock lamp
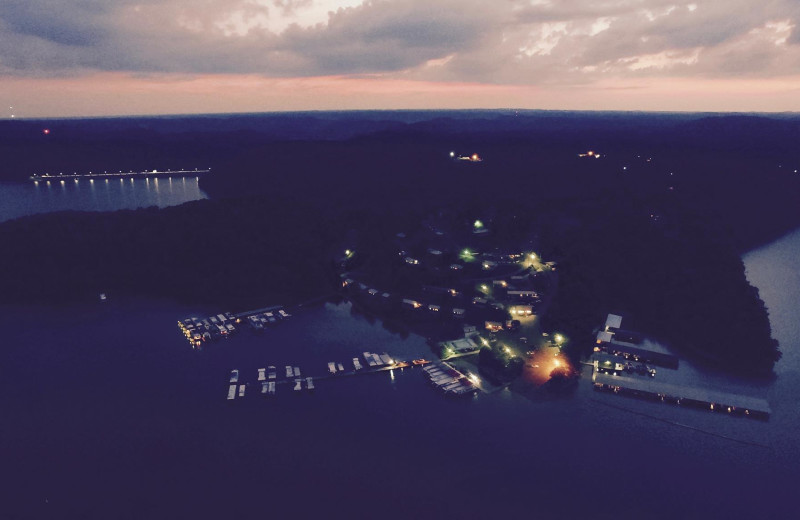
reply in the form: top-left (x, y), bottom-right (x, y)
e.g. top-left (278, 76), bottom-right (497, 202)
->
top-left (554, 334), bottom-right (564, 346)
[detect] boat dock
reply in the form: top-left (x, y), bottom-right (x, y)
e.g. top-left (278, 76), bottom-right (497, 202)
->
top-left (224, 356), bottom-right (434, 400)
top-left (422, 362), bottom-right (478, 396)
top-left (31, 168), bottom-right (210, 182)
top-left (592, 371), bottom-right (770, 420)
top-left (178, 305), bottom-right (293, 348)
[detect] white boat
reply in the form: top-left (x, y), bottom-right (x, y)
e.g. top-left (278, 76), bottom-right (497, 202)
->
top-left (293, 379), bottom-right (302, 391)
top-left (279, 309), bottom-right (291, 318)
top-left (261, 382), bottom-right (268, 394)
top-left (337, 363), bottom-right (344, 372)
top-left (268, 366), bottom-right (276, 380)
top-left (227, 385), bottom-right (237, 400)
top-left (328, 362), bottom-right (337, 374)
top-left (353, 358), bottom-right (362, 370)
top-left (285, 366), bottom-right (293, 378)
top-left (257, 368), bottom-right (266, 381)
top-left (306, 377), bottom-right (315, 390)
top-left (268, 381), bottom-right (276, 395)
top-left (380, 354), bottom-right (393, 365)
top-left (294, 366), bottom-right (301, 377)
top-left (230, 369), bottom-right (239, 383)
top-left (238, 385), bottom-right (245, 397)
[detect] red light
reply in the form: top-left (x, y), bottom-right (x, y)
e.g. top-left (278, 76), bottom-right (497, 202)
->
top-left (42, 129), bottom-right (50, 135)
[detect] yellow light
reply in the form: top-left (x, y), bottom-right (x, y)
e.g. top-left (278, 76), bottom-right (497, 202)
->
top-left (554, 359), bottom-right (562, 368)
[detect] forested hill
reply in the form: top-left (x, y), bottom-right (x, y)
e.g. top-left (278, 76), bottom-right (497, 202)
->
top-left (0, 110), bottom-right (795, 375)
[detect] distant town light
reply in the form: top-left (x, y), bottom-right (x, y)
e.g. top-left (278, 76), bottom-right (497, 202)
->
top-left (449, 151), bottom-right (455, 157)
top-left (474, 220), bottom-right (484, 229)
top-left (554, 334), bottom-right (564, 344)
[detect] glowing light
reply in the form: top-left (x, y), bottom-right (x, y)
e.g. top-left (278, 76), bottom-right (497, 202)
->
top-left (554, 334), bottom-right (564, 344)
top-left (449, 151), bottom-right (455, 157)
top-left (42, 128), bottom-right (50, 135)
top-left (474, 219), bottom-right (484, 229)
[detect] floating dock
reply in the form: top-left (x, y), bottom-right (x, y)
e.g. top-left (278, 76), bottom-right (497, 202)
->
top-left (227, 385), bottom-right (237, 400)
top-left (592, 371), bottom-right (770, 420)
top-left (238, 385), bottom-right (246, 397)
top-left (422, 362), bottom-right (477, 396)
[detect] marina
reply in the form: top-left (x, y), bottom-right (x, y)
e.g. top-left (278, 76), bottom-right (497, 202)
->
top-left (178, 305), bottom-right (293, 348)
top-left (223, 353), bottom-right (438, 400)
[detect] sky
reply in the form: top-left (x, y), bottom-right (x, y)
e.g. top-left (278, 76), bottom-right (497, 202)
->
top-left (1, 0), bottom-right (799, 117)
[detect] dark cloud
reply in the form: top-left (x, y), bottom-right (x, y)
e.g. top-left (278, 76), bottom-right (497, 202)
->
top-left (0, 0), bottom-right (798, 83)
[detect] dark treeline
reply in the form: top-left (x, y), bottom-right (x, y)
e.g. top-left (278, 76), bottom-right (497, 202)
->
top-left (0, 110), bottom-right (795, 374)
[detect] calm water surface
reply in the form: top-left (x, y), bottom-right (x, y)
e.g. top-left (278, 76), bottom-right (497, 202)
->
top-left (0, 176), bottom-right (206, 222)
top-left (1, 230), bottom-right (799, 519)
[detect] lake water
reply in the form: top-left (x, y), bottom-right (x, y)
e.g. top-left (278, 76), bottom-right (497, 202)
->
top-left (0, 176), bottom-right (206, 222)
top-left (1, 231), bottom-right (799, 519)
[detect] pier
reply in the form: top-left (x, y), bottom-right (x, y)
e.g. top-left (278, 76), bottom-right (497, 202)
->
top-left (31, 168), bottom-right (211, 182)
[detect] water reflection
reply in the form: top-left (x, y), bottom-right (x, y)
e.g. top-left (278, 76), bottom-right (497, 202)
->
top-left (0, 177), bottom-right (207, 222)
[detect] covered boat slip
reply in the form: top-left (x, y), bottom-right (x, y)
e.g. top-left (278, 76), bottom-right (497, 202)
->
top-left (592, 371), bottom-right (770, 420)
top-left (599, 339), bottom-right (680, 369)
